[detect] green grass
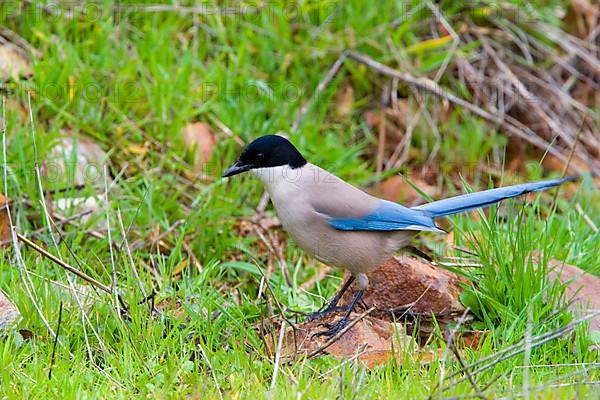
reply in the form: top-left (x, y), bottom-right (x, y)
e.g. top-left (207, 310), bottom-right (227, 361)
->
top-left (1, 1), bottom-right (599, 398)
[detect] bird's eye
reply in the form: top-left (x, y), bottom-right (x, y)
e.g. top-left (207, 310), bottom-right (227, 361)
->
top-left (256, 153), bottom-right (265, 162)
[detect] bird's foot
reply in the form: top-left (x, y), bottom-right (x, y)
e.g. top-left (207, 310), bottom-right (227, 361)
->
top-left (311, 317), bottom-right (350, 338)
top-left (305, 306), bottom-right (346, 322)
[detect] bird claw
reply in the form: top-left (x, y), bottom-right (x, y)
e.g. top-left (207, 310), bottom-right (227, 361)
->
top-left (311, 319), bottom-right (348, 338)
top-left (305, 306), bottom-right (345, 322)
top-left (316, 322), bottom-right (334, 329)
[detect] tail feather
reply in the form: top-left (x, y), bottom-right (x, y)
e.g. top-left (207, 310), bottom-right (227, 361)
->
top-left (412, 176), bottom-right (575, 218)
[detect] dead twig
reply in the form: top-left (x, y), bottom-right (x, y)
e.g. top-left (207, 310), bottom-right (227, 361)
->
top-left (197, 341), bottom-right (224, 400)
top-left (0, 26), bottom-right (41, 58)
top-left (297, 264), bottom-right (331, 295)
top-left (551, 116), bottom-right (585, 209)
top-left (376, 106), bottom-right (386, 174)
top-left (268, 323), bottom-right (287, 399)
top-left (0, 209), bottom-right (93, 246)
top-left (252, 220), bottom-right (292, 288)
top-left (124, 3), bottom-right (262, 16)
top-left (181, 239), bottom-right (203, 273)
top-left (450, 342), bottom-right (487, 400)
top-left (48, 301), bottom-right (63, 380)
top-left (2, 96), bottom-right (56, 337)
top-left (17, 232), bottom-right (112, 294)
top-left (102, 164), bottom-right (121, 316)
top-left (435, 307), bottom-right (472, 400)
top-left (575, 203), bottom-right (598, 232)
top-left (207, 114), bottom-right (244, 146)
top-left (116, 209), bottom-right (149, 300)
top-left (130, 219), bottom-right (185, 252)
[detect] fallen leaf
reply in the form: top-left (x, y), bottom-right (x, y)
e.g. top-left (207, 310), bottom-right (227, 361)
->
top-left (0, 290), bottom-right (20, 331)
top-left (0, 43), bottom-right (32, 81)
top-left (127, 143), bottom-right (148, 156)
top-left (172, 258), bottom-right (189, 278)
top-left (0, 194), bottom-right (11, 247)
top-left (18, 329), bottom-right (35, 340)
top-left (155, 299), bottom-right (187, 319)
top-left (363, 109), bottom-right (381, 131)
top-left (334, 83), bottom-right (354, 118)
top-left (570, 0), bottom-right (598, 37)
top-left (182, 122), bottom-right (215, 167)
top-left (406, 35), bottom-right (453, 54)
top-left (368, 175), bottom-right (438, 206)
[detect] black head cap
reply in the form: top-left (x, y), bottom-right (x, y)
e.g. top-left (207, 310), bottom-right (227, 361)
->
top-left (223, 135), bottom-right (307, 177)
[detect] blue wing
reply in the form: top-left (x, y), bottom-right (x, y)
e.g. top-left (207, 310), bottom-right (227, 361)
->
top-left (327, 200), bottom-right (443, 233)
top-left (325, 176), bottom-right (573, 233)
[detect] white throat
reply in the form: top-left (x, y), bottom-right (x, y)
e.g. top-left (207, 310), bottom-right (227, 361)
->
top-left (251, 164), bottom-right (307, 186)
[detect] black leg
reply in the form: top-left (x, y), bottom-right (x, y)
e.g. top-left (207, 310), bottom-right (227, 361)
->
top-left (306, 276), bottom-right (355, 322)
top-left (312, 288), bottom-right (365, 338)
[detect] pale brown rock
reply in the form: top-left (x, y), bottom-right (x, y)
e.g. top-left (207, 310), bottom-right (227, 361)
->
top-left (547, 259), bottom-right (600, 334)
top-left (273, 311), bottom-right (412, 369)
top-left (340, 256), bottom-right (466, 317)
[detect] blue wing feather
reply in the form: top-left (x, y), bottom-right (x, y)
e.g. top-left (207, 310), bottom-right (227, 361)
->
top-left (327, 200), bottom-right (442, 232)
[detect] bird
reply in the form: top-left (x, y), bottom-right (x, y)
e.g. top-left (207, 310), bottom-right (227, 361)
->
top-left (223, 134), bottom-right (574, 337)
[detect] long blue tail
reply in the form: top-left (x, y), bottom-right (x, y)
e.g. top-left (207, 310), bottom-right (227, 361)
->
top-left (412, 176), bottom-right (575, 218)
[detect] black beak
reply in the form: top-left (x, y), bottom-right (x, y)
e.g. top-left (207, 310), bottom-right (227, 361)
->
top-left (223, 160), bottom-right (251, 177)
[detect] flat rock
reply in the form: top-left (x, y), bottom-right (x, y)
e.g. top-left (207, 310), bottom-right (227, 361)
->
top-left (273, 311), bottom-right (412, 369)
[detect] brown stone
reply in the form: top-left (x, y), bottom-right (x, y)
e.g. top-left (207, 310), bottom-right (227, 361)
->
top-left (340, 256), bottom-right (466, 317)
top-left (547, 259), bottom-right (600, 334)
top-left (272, 311), bottom-right (412, 369)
